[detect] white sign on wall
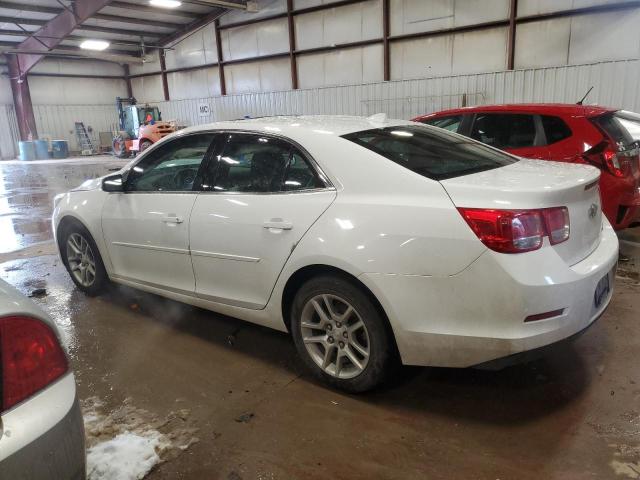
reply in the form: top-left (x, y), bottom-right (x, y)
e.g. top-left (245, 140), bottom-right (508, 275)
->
top-left (198, 103), bottom-right (211, 117)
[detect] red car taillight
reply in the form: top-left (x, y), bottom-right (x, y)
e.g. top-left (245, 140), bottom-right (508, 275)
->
top-left (1, 316), bottom-right (68, 412)
top-left (458, 207), bottom-right (570, 254)
top-left (583, 141), bottom-right (634, 178)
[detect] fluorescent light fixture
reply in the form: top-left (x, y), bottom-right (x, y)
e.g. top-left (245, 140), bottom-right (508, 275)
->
top-left (149, 0), bottom-right (182, 8)
top-left (80, 39), bottom-right (110, 51)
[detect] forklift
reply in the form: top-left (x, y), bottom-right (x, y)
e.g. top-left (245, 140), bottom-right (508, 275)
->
top-left (111, 97), bottom-right (177, 158)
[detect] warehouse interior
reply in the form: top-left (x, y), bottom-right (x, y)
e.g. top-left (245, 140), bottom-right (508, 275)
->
top-left (1, 1), bottom-right (640, 479)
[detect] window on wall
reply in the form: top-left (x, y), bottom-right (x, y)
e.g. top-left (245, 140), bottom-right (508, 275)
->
top-left (209, 134), bottom-right (324, 193)
top-left (470, 114), bottom-right (537, 149)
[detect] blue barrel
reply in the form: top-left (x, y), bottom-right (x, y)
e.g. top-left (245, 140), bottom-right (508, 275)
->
top-left (18, 141), bottom-right (36, 161)
top-left (34, 139), bottom-right (50, 159)
top-left (51, 140), bottom-right (69, 159)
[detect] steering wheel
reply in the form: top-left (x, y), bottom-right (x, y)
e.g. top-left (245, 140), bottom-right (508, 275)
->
top-left (173, 168), bottom-right (198, 190)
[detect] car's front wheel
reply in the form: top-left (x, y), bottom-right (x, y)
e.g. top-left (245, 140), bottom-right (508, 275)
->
top-left (60, 223), bottom-right (109, 296)
top-left (291, 275), bottom-right (395, 392)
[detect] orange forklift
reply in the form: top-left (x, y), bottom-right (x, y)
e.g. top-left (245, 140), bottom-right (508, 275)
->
top-left (111, 97), bottom-right (177, 158)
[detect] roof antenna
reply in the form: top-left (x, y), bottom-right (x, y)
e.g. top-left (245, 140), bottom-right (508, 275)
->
top-left (577, 86), bottom-right (594, 105)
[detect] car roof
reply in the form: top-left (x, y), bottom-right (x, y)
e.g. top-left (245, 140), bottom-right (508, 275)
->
top-left (414, 103), bottom-right (617, 120)
top-left (180, 115), bottom-right (415, 139)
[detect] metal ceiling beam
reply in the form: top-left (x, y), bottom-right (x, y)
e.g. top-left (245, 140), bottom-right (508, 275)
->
top-left (0, 29), bottom-right (149, 47)
top-left (75, 23), bottom-right (164, 37)
top-left (0, 1), bottom-right (59, 14)
top-left (158, 7), bottom-right (225, 46)
top-left (109, 1), bottom-right (200, 19)
top-left (93, 13), bottom-right (183, 29)
top-left (183, 0), bottom-right (250, 10)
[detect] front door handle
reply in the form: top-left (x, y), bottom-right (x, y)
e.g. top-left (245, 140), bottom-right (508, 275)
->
top-left (263, 220), bottom-right (293, 230)
top-left (162, 215), bottom-right (184, 224)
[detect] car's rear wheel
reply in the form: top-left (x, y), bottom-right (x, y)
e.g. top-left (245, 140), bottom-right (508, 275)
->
top-left (291, 275), bottom-right (395, 392)
top-left (60, 223), bottom-right (108, 296)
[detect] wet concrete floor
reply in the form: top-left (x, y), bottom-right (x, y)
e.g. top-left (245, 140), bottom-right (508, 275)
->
top-left (1, 157), bottom-right (640, 479)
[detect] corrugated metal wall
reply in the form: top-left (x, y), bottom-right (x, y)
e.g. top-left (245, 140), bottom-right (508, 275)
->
top-left (33, 104), bottom-right (119, 152)
top-left (0, 105), bottom-right (19, 160)
top-left (154, 59), bottom-right (640, 127)
top-left (2, 59), bottom-right (639, 159)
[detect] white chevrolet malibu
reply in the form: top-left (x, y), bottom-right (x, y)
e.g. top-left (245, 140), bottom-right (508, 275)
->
top-left (53, 115), bottom-right (618, 392)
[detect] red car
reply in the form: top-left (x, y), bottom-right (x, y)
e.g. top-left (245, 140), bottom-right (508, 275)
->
top-left (413, 104), bottom-right (640, 230)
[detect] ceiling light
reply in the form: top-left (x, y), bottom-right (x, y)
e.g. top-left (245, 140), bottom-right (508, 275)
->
top-left (149, 0), bottom-right (182, 8)
top-left (80, 40), bottom-right (110, 51)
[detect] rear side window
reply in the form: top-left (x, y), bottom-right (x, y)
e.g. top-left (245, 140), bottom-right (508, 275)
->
top-left (421, 115), bottom-right (462, 133)
top-left (541, 115), bottom-right (572, 144)
top-left (342, 125), bottom-right (517, 181)
top-left (470, 113), bottom-right (537, 149)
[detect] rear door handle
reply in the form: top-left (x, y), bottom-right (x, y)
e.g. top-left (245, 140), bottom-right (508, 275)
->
top-left (263, 220), bottom-right (293, 230)
top-left (162, 215), bottom-right (184, 224)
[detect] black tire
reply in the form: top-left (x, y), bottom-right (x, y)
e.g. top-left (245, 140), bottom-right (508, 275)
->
top-left (290, 275), bottom-right (395, 393)
top-left (139, 140), bottom-right (152, 153)
top-left (59, 221), bottom-right (109, 296)
top-left (112, 135), bottom-right (130, 159)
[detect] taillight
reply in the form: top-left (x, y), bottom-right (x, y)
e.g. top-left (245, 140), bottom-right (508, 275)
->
top-left (1, 316), bottom-right (68, 412)
top-left (458, 207), bottom-right (570, 254)
top-left (583, 141), bottom-right (631, 178)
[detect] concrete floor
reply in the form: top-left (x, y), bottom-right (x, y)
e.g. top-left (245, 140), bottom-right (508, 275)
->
top-left (1, 157), bottom-right (640, 480)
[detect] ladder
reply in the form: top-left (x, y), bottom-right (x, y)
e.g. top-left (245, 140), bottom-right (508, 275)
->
top-left (74, 122), bottom-right (94, 156)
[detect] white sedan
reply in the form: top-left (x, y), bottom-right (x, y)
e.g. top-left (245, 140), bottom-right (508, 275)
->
top-left (53, 115), bottom-right (618, 392)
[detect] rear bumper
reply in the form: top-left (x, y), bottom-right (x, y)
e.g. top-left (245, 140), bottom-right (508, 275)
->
top-left (360, 221), bottom-right (619, 368)
top-left (0, 375), bottom-right (86, 480)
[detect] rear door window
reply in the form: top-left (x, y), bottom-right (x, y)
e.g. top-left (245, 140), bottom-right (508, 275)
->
top-left (541, 115), bottom-right (572, 144)
top-left (470, 113), bottom-right (538, 149)
top-left (421, 115), bottom-right (463, 133)
top-left (342, 125), bottom-right (517, 180)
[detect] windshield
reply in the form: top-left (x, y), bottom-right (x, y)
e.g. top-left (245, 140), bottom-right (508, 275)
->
top-left (342, 124), bottom-right (518, 180)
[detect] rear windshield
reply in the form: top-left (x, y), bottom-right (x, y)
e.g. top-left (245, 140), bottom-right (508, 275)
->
top-left (592, 112), bottom-right (637, 150)
top-left (342, 125), bottom-right (517, 180)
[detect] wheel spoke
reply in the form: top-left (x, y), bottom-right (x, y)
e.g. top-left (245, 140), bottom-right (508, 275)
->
top-left (303, 335), bottom-right (326, 345)
top-left (334, 350), bottom-right (343, 376)
top-left (338, 305), bottom-right (354, 323)
top-left (322, 295), bottom-right (337, 319)
top-left (322, 345), bottom-right (336, 369)
top-left (301, 320), bottom-right (322, 330)
top-left (311, 299), bottom-right (331, 324)
top-left (87, 264), bottom-right (96, 276)
top-left (347, 319), bottom-right (364, 333)
top-left (349, 339), bottom-right (369, 358)
top-left (344, 346), bottom-right (364, 371)
top-left (70, 264), bottom-right (81, 272)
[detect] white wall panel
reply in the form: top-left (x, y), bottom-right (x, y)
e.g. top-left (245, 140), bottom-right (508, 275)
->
top-left (30, 59), bottom-right (124, 76)
top-left (298, 45), bottom-right (383, 88)
top-left (165, 25), bottom-right (219, 70)
top-left (33, 104), bottom-right (118, 152)
top-left (515, 18), bottom-right (571, 69)
top-left (390, 35), bottom-right (454, 79)
top-left (0, 104), bottom-right (19, 159)
top-left (220, 0), bottom-right (286, 25)
top-left (129, 52), bottom-right (161, 76)
top-left (167, 68), bottom-right (221, 100)
top-left (518, 0), bottom-right (636, 16)
top-left (294, 0), bottom-right (382, 50)
top-left (452, 27), bottom-right (508, 74)
top-left (131, 75), bottom-right (164, 103)
top-left (222, 17), bottom-right (289, 61)
top-left (28, 77), bottom-right (128, 105)
top-left (226, 58), bottom-right (291, 94)
top-left (390, 0), bottom-right (509, 36)
top-left (0, 76), bottom-right (12, 104)
top-left (568, 11), bottom-right (640, 64)
top-left (149, 60), bottom-right (640, 131)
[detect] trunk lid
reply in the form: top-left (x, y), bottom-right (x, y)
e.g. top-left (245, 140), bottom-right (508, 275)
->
top-left (440, 159), bottom-right (602, 265)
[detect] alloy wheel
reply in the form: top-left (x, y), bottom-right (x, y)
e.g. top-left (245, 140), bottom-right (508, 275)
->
top-left (300, 294), bottom-right (370, 379)
top-left (66, 233), bottom-right (97, 287)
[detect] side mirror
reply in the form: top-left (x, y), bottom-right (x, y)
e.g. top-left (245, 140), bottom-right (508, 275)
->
top-left (102, 173), bottom-right (124, 192)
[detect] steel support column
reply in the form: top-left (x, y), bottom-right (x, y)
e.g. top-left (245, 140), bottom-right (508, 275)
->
top-left (159, 52), bottom-right (170, 101)
top-left (287, 0), bottom-right (298, 89)
top-left (382, 0), bottom-right (390, 81)
top-left (507, 0), bottom-right (518, 70)
top-left (123, 64), bottom-right (133, 98)
top-left (214, 19), bottom-right (226, 95)
top-left (7, 55), bottom-right (37, 141)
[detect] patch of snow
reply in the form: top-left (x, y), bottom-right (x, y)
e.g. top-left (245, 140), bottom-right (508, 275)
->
top-left (87, 431), bottom-right (165, 480)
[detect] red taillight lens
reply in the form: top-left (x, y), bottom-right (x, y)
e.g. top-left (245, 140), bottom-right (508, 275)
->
top-left (1, 316), bottom-right (68, 412)
top-left (458, 207), bottom-right (570, 253)
top-left (542, 207), bottom-right (570, 245)
top-left (583, 141), bottom-right (630, 178)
